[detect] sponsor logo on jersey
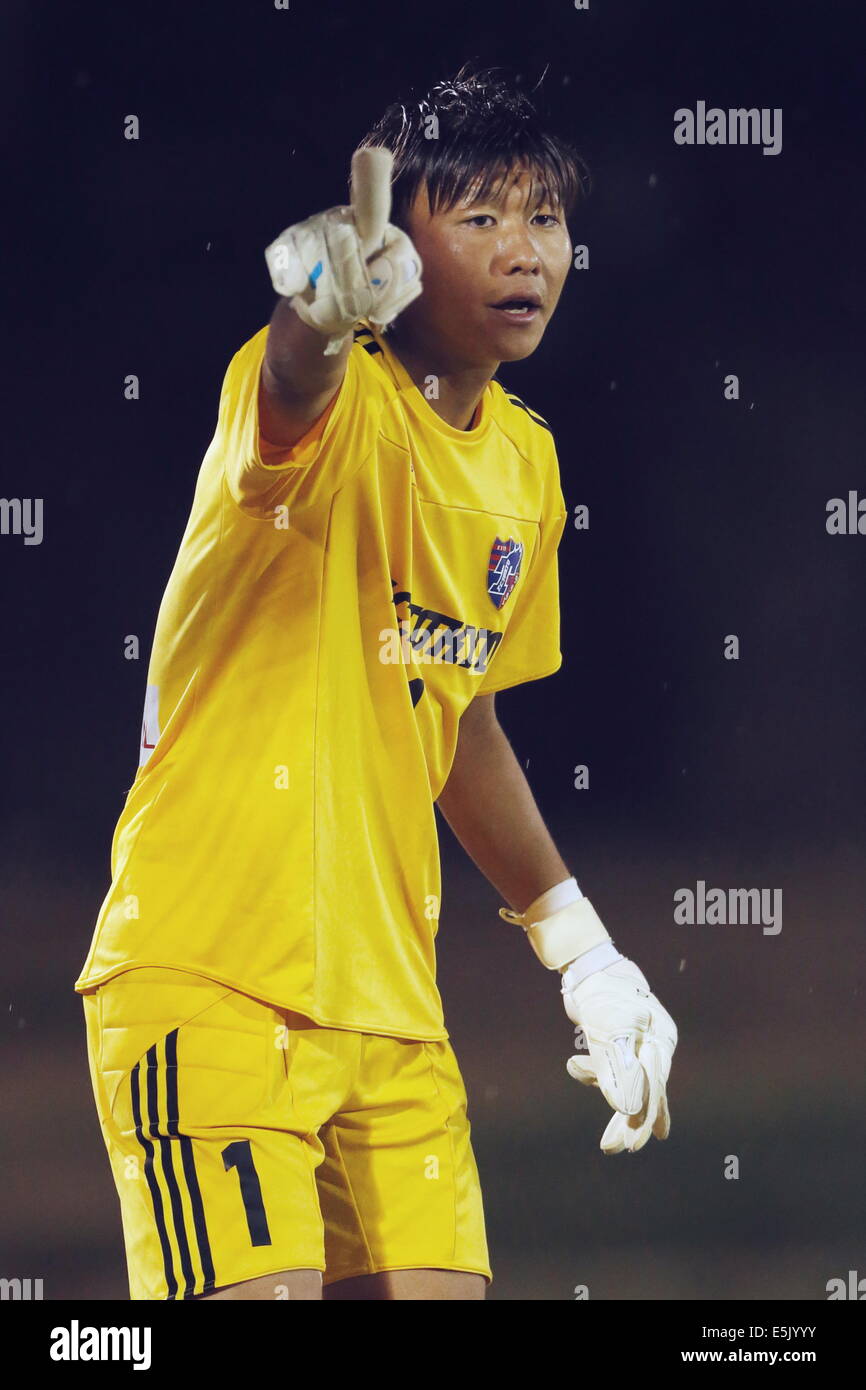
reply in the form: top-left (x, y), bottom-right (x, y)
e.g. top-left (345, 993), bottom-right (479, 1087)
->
top-left (390, 582), bottom-right (504, 674)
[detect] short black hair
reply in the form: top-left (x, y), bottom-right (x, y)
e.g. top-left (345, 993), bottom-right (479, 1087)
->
top-left (352, 61), bottom-right (590, 232)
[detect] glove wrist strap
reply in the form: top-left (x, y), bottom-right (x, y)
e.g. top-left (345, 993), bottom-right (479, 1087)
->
top-left (522, 875), bottom-right (583, 920)
top-left (499, 895), bottom-right (612, 970)
top-left (560, 941), bottom-right (624, 989)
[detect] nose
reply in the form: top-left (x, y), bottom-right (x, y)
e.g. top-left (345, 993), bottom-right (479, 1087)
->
top-left (494, 220), bottom-right (542, 274)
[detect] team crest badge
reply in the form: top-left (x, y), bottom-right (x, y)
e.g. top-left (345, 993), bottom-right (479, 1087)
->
top-left (487, 536), bottom-right (524, 609)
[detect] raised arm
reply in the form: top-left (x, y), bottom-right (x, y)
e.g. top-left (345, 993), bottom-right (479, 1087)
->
top-left (258, 298), bottom-right (352, 451)
top-left (259, 146), bottom-right (422, 451)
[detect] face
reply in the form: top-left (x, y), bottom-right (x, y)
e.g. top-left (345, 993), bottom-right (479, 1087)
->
top-left (394, 165), bottom-right (573, 368)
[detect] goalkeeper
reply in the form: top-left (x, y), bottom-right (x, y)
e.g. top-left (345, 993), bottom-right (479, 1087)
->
top-left (76, 64), bottom-right (677, 1302)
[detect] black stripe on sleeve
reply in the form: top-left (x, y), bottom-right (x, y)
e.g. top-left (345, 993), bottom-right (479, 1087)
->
top-left (505, 392), bottom-right (553, 433)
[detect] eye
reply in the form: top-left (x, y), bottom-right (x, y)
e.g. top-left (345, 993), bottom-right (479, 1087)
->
top-left (461, 212), bottom-right (560, 228)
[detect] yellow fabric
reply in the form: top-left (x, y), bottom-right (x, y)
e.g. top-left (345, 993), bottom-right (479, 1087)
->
top-left (74, 318), bottom-right (567, 1039)
top-left (83, 968), bottom-right (491, 1298)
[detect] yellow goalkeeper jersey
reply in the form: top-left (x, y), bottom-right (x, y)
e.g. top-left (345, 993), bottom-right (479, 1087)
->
top-left (74, 318), bottom-right (568, 1040)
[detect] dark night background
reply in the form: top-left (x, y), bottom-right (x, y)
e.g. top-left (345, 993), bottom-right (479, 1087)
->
top-left (2, 0), bottom-right (865, 1300)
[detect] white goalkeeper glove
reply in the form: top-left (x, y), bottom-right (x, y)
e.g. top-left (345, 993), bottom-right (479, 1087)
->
top-left (499, 887), bottom-right (678, 1155)
top-left (264, 148), bottom-right (422, 356)
top-left (562, 954), bottom-right (678, 1154)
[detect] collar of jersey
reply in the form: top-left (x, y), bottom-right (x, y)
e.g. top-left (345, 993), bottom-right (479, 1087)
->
top-left (358, 319), bottom-right (493, 443)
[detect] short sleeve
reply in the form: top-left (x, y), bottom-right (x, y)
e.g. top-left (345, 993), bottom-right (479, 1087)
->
top-left (477, 471), bottom-right (568, 694)
top-left (216, 326), bottom-right (385, 518)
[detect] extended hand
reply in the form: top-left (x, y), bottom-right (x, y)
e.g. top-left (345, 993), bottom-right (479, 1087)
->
top-left (264, 147), bottom-right (422, 354)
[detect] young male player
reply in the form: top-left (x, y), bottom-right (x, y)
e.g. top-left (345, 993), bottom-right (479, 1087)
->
top-left (76, 66), bottom-right (677, 1302)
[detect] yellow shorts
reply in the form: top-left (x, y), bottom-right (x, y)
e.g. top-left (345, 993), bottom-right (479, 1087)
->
top-left (82, 967), bottom-right (491, 1299)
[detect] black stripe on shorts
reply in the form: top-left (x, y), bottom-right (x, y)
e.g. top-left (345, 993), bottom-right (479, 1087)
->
top-left (131, 1029), bottom-right (215, 1299)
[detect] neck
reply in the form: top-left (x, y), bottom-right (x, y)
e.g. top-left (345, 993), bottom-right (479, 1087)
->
top-left (386, 322), bottom-right (495, 431)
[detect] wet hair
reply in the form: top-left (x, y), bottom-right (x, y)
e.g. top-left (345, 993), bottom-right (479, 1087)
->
top-left (352, 61), bottom-right (590, 232)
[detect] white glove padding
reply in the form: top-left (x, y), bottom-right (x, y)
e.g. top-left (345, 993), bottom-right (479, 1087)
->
top-left (562, 958), bottom-right (677, 1154)
top-left (264, 206), bottom-right (423, 353)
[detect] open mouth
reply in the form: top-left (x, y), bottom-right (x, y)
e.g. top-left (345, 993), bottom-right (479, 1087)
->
top-left (490, 298), bottom-right (541, 321)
